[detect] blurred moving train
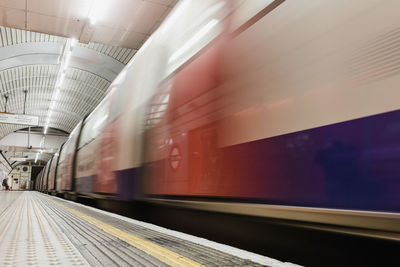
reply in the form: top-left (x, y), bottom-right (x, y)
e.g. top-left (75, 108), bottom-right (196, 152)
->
top-left (36, 0), bottom-right (399, 239)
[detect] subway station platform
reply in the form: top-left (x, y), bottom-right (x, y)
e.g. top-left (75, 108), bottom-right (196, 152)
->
top-left (0, 191), bottom-right (299, 267)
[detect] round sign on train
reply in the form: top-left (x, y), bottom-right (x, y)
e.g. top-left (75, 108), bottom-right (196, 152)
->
top-left (169, 145), bottom-right (182, 171)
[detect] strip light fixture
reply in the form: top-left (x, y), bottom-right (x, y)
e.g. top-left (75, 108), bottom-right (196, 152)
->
top-left (44, 38), bottom-right (77, 135)
top-left (34, 136), bottom-right (45, 163)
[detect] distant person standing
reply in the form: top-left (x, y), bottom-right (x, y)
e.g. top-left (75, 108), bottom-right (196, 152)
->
top-left (2, 178), bottom-right (9, 190)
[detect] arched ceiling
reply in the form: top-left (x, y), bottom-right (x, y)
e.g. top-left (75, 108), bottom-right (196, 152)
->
top-left (0, 0), bottom-right (178, 173)
top-left (0, 26), bottom-right (134, 138)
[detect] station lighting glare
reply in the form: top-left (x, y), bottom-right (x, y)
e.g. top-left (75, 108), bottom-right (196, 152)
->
top-left (44, 37), bottom-right (76, 134)
top-left (63, 52), bottom-right (72, 71)
top-left (161, 0), bottom-right (191, 34)
top-left (169, 19), bottom-right (219, 63)
top-left (88, 0), bottom-right (112, 25)
top-left (39, 136), bottom-right (45, 147)
top-left (53, 90), bottom-right (61, 100)
top-left (113, 69), bottom-right (127, 85)
top-left (49, 100), bottom-right (56, 111)
top-left (34, 153), bottom-right (39, 163)
top-left (56, 73), bottom-right (65, 87)
top-left (92, 114), bottom-right (108, 129)
top-left (71, 38), bottom-right (77, 47)
top-left (89, 17), bottom-right (96, 25)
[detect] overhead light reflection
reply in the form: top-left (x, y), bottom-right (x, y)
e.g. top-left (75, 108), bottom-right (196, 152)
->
top-left (56, 73), bottom-right (65, 87)
top-left (88, 0), bottom-right (112, 25)
top-left (63, 52), bottom-right (72, 71)
top-left (169, 19), bottom-right (219, 63)
top-left (71, 38), bottom-right (77, 47)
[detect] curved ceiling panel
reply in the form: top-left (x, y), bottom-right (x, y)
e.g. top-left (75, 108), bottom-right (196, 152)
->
top-left (71, 46), bottom-right (125, 82)
top-left (0, 42), bottom-right (62, 59)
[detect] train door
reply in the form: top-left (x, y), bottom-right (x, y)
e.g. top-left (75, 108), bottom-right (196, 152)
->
top-left (189, 123), bottom-right (219, 194)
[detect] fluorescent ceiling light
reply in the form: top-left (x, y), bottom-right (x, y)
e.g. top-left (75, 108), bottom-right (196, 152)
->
top-left (49, 100), bottom-right (57, 110)
top-left (53, 90), bottom-right (61, 100)
top-left (56, 73), bottom-right (65, 87)
top-left (63, 52), bottom-right (72, 71)
top-left (40, 136), bottom-right (45, 147)
top-left (71, 38), bottom-right (77, 47)
top-left (47, 111), bottom-right (53, 120)
top-left (88, 0), bottom-right (112, 25)
top-left (10, 157), bottom-right (27, 162)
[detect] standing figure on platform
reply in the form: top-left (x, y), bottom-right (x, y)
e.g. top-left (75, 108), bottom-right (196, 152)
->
top-left (2, 178), bottom-right (9, 190)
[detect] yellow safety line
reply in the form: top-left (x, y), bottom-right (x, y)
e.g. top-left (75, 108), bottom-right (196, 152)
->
top-left (49, 199), bottom-right (204, 267)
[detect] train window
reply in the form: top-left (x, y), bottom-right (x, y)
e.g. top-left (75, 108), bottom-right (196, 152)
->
top-left (145, 81), bottom-right (171, 129)
top-left (108, 70), bottom-right (126, 122)
top-left (78, 95), bottom-right (110, 149)
top-left (58, 140), bottom-right (70, 163)
top-left (59, 121), bottom-right (81, 162)
top-left (159, 0), bottom-right (230, 76)
top-left (78, 120), bottom-right (92, 149)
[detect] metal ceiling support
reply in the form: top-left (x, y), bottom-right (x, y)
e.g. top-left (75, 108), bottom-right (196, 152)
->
top-left (24, 89), bottom-right (32, 149)
top-left (28, 126), bottom-right (31, 149)
top-left (0, 150), bottom-right (12, 168)
top-left (23, 90), bottom-right (27, 114)
top-left (3, 94), bottom-right (8, 112)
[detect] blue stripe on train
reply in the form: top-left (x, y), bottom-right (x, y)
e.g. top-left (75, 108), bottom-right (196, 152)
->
top-left (221, 109), bottom-right (400, 212)
top-left (109, 109), bottom-right (400, 212)
top-left (116, 168), bottom-right (142, 201)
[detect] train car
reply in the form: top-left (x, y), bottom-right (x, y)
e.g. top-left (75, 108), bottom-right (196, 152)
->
top-left (34, 169), bottom-right (43, 191)
top-left (110, 0), bottom-right (400, 233)
top-left (41, 160), bottom-right (51, 193)
top-left (89, 0), bottom-right (236, 201)
top-left (50, 0), bottom-right (400, 239)
top-left (146, 0), bottom-right (400, 230)
top-left (75, 98), bottom-right (111, 195)
top-left (47, 146), bottom-right (62, 194)
top-left (56, 121), bottom-right (83, 194)
top-left (38, 167), bottom-right (45, 192)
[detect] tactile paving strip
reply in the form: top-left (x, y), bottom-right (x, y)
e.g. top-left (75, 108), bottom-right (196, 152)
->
top-left (41, 201), bottom-right (170, 266)
top-left (0, 191), bottom-right (90, 267)
top-left (39, 193), bottom-right (266, 266)
top-left (1, 191), bottom-right (296, 267)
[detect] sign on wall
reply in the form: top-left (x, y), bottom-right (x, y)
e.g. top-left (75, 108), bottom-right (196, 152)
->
top-left (10, 157), bottom-right (27, 162)
top-left (0, 113), bottom-right (39, 126)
